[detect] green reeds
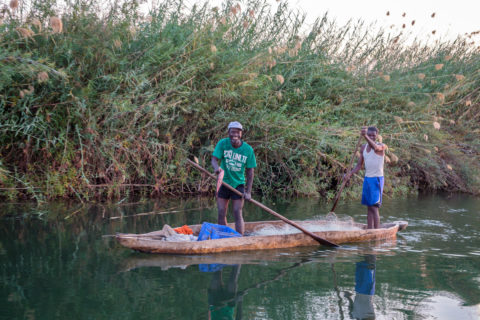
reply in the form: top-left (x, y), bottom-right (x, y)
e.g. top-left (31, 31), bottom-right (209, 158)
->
top-left (0, 0), bottom-right (479, 202)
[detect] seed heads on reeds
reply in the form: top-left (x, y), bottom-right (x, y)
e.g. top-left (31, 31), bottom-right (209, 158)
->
top-left (411, 20), bottom-right (415, 26)
top-left (37, 71), bottom-right (49, 83)
top-left (433, 121), bottom-right (441, 130)
top-left (346, 66), bottom-right (355, 72)
top-left (390, 153), bottom-right (399, 163)
top-left (10, 0), bottom-right (19, 10)
top-left (276, 91), bottom-right (282, 100)
top-left (465, 100), bottom-right (472, 106)
top-left (435, 64), bottom-right (444, 70)
top-left (275, 74), bottom-right (284, 84)
top-left (230, 4), bottom-right (241, 16)
top-left (386, 11), bottom-right (390, 16)
top-left (449, 119), bottom-right (455, 125)
top-left (50, 16), bottom-right (63, 33)
top-left (446, 164), bottom-right (452, 170)
top-left (445, 55), bottom-right (452, 61)
top-left (424, 134), bottom-right (428, 141)
top-left (417, 73), bottom-right (425, 80)
top-left (431, 13), bottom-right (436, 18)
top-left (394, 116), bottom-right (403, 124)
top-left (407, 101), bottom-right (416, 107)
top-left (16, 27), bottom-right (34, 39)
top-left (455, 74), bottom-right (465, 81)
top-left (113, 39), bottom-right (122, 48)
top-left (432, 30), bottom-right (436, 35)
top-left (402, 24), bottom-right (406, 28)
top-left (31, 18), bottom-right (42, 31)
top-left (435, 93), bottom-right (445, 102)
top-left (210, 44), bottom-right (217, 54)
top-left (243, 20), bottom-right (249, 29)
top-left (248, 9), bottom-right (255, 17)
top-left (382, 75), bottom-right (390, 82)
top-left (431, 80), bottom-right (437, 85)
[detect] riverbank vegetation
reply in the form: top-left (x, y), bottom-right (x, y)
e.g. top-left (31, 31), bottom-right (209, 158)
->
top-left (1, 0), bottom-right (479, 202)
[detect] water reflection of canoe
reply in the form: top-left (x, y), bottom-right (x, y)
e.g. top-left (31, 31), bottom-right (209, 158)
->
top-left (115, 220), bottom-right (408, 255)
top-left (120, 240), bottom-right (400, 272)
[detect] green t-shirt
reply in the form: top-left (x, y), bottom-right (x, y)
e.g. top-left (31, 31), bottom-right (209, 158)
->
top-left (212, 138), bottom-right (257, 188)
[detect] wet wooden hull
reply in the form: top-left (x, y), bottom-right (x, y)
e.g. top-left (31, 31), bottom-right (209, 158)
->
top-left (115, 220), bottom-right (408, 255)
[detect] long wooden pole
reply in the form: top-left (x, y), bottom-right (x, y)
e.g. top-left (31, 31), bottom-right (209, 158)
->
top-left (186, 159), bottom-right (339, 247)
top-left (329, 136), bottom-right (364, 213)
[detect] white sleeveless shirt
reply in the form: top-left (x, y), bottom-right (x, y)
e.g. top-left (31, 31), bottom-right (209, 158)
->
top-left (363, 144), bottom-right (384, 177)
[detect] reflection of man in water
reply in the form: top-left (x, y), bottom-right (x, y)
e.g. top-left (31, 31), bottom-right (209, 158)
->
top-left (208, 265), bottom-right (243, 320)
top-left (347, 255), bottom-right (376, 320)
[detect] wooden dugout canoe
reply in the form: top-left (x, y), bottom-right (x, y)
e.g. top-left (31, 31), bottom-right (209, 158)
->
top-left (115, 220), bottom-right (408, 255)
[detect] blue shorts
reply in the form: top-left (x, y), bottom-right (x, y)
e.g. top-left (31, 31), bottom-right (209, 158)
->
top-left (361, 177), bottom-right (384, 207)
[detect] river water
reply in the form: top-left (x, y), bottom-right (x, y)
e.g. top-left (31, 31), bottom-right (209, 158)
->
top-left (1, 193), bottom-right (479, 319)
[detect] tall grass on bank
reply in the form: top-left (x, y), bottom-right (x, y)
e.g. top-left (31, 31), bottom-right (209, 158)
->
top-left (0, 0), bottom-right (479, 202)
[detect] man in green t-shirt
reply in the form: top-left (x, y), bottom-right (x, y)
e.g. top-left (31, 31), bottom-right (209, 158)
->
top-left (211, 121), bottom-right (257, 235)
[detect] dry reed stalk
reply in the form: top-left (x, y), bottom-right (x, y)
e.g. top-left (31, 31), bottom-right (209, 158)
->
top-left (50, 16), bottom-right (63, 33)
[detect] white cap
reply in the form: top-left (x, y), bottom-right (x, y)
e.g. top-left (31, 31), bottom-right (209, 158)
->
top-left (227, 121), bottom-right (243, 130)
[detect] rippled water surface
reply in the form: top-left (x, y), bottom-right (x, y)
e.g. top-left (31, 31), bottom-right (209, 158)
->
top-left (1, 194), bottom-right (479, 319)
